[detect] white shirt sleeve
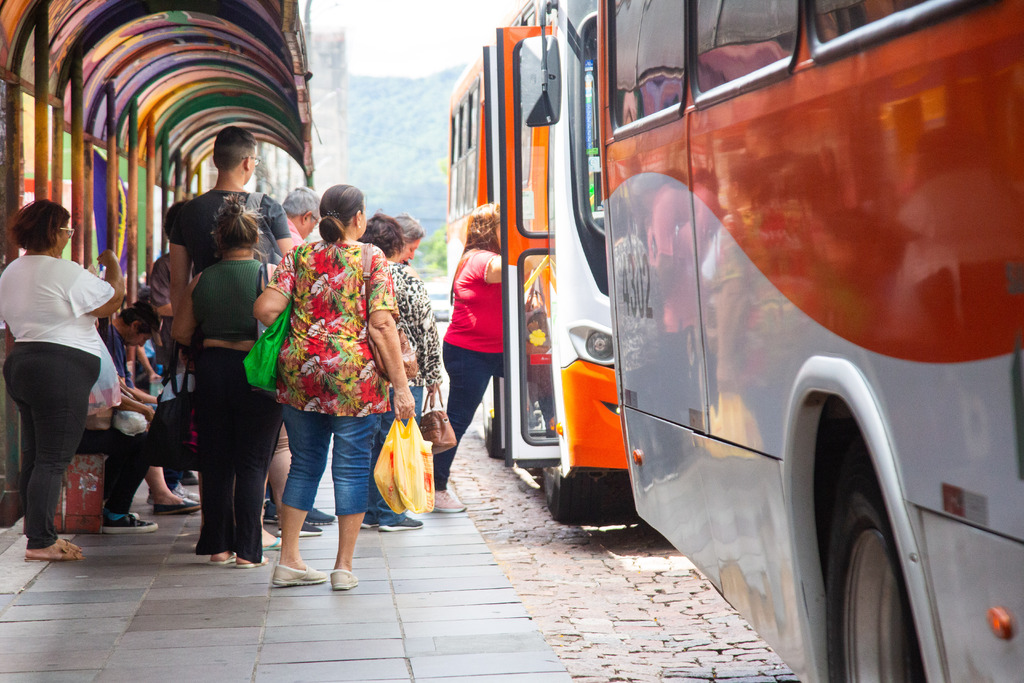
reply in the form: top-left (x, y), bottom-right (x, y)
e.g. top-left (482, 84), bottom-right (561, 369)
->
top-left (68, 269), bottom-right (115, 318)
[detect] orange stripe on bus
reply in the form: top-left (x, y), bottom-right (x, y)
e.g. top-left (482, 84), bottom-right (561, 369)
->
top-left (561, 361), bottom-right (626, 470)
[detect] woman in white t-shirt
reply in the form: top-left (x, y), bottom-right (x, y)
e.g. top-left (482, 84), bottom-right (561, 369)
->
top-left (0, 200), bottom-right (124, 562)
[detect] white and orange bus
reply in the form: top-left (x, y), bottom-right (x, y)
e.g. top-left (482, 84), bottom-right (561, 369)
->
top-left (518, 0), bottom-right (1024, 679)
top-left (447, 0), bottom-right (631, 522)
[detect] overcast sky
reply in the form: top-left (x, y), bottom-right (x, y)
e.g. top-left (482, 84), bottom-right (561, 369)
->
top-left (308, 0), bottom-right (519, 78)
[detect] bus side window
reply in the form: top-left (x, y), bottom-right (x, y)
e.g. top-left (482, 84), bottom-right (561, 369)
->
top-left (815, 0), bottom-right (929, 41)
top-left (611, 0), bottom-right (685, 128)
top-left (695, 0), bottom-right (799, 93)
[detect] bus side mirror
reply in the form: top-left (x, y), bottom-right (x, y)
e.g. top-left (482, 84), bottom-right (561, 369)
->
top-left (517, 35), bottom-right (561, 127)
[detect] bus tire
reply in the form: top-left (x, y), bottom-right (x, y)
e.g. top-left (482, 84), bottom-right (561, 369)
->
top-left (825, 456), bottom-right (925, 683)
top-left (543, 468), bottom-right (636, 525)
top-left (483, 406), bottom-right (504, 460)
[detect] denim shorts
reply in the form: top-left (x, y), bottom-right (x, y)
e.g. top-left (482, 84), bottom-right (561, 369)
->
top-left (281, 406), bottom-right (382, 516)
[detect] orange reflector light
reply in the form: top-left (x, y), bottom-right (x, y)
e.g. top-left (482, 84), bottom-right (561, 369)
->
top-left (632, 448), bottom-right (644, 465)
top-left (555, 423), bottom-right (563, 436)
top-left (987, 606), bottom-right (1014, 640)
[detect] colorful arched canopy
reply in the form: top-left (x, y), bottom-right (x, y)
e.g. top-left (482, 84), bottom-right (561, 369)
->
top-left (1, 0), bottom-right (313, 173)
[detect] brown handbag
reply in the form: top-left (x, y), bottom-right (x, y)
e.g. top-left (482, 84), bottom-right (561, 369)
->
top-left (362, 248), bottom-right (418, 382)
top-left (420, 394), bottom-right (458, 452)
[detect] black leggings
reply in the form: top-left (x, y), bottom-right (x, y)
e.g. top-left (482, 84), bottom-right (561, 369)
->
top-left (194, 347), bottom-right (282, 563)
top-left (4, 342), bottom-right (99, 549)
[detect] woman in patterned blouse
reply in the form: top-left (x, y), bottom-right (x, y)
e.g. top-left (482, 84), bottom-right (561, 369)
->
top-left (254, 184), bottom-right (415, 591)
top-left (359, 212), bottom-right (444, 531)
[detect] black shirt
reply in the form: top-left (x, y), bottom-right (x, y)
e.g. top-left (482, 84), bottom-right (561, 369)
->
top-left (168, 190), bottom-right (290, 273)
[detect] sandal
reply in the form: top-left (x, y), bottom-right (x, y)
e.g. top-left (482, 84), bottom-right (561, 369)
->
top-left (24, 538), bottom-right (84, 562)
top-left (208, 553), bottom-right (236, 565)
top-left (234, 557), bottom-right (269, 569)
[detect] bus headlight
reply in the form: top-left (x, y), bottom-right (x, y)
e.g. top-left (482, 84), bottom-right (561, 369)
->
top-left (568, 322), bottom-right (615, 366)
top-left (585, 330), bottom-right (614, 362)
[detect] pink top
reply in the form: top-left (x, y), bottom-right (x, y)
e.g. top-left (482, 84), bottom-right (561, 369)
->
top-left (444, 250), bottom-right (503, 353)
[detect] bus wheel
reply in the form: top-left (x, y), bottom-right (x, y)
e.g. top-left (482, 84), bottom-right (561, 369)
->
top-left (543, 468), bottom-right (636, 525)
top-left (483, 406), bottom-right (504, 460)
top-left (825, 457), bottom-right (925, 683)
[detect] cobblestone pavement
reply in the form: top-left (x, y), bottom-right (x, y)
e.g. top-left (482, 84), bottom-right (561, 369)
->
top-left (450, 426), bottom-right (801, 683)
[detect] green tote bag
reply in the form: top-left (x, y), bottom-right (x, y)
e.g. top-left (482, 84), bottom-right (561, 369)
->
top-left (243, 302), bottom-right (292, 392)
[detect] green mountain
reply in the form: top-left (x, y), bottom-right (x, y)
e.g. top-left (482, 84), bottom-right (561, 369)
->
top-left (347, 66), bottom-right (465, 238)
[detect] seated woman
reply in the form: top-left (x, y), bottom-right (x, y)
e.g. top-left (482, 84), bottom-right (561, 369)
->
top-left (79, 301), bottom-right (198, 533)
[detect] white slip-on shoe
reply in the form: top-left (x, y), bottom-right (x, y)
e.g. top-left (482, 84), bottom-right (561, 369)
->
top-left (330, 569), bottom-right (358, 591)
top-left (272, 564), bottom-right (328, 587)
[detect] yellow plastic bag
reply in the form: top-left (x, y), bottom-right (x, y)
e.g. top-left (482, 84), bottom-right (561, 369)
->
top-left (374, 419), bottom-right (435, 514)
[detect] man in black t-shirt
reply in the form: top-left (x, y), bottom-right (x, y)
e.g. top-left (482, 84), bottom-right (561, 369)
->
top-left (168, 126), bottom-right (293, 310)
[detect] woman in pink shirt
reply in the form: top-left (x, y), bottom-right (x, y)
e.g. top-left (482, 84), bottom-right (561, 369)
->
top-left (436, 204), bottom-right (502, 512)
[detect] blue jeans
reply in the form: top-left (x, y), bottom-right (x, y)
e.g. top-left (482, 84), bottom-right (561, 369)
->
top-left (437, 342), bottom-right (503, 491)
top-left (281, 406), bottom-right (381, 517)
top-left (365, 386), bottom-right (424, 526)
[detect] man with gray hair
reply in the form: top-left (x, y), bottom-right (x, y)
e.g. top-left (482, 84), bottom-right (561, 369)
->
top-left (282, 187), bottom-right (321, 243)
top-left (394, 212), bottom-right (426, 264)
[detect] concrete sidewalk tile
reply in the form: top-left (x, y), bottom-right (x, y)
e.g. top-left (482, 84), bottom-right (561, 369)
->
top-left (135, 597), bottom-right (267, 616)
top-left (265, 607), bottom-right (399, 628)
top-left (404, 631), bottom-right (550, 657)
top-left (380, 532), bottom-right (484, 548)
top-left (258, 637), bottom-right (404, 664)
top-left (423, 674), bottom-right (573, 683)
top-left (127, 610), bottom-right (266, 631)
top-left (384, 554), bottom-right (497, 569)
top-left (143, 582), bottom-right (270, 600)
top-left (398, 603), bottom-right (530, 623)
top-left (395, 588), bottom-right (522, 609)
top-left (93, 662), bottom-right (254, 682)
top-left (410, 651), bottom-right (566, 678)
top-left (116, 626), bottom-right (262, 649)
top-left (268, 593), bottom-right (393, 611)
top-left (149, 571), bottom-right (270, 588)
top-left (262, 621), bottom-right (401, 644)
top-left (0, 600), bottom-right (138, 621)
top-left (391, 575), bottom-right (512, 593)
top-left (401, 618), bottom-right (542, 639)
top-left (0, 633), bottom-right (119, 655)
top-left (0, 672), bottom-right (99, 683)
top-left (256, 658), bottom-right (410, 682)
top-left (21, 575), bottom-right (154, 592)
top-left (0, 649), bottom-right (110, 673)
top-left (384, 544), bottom-right (491, 558)
top-left (103, 644), bottom-right (258, 668)
top-left (0, 616), bottom-right (130, 638)
top-left (388, 565), bottom-right (508, 581)
top-left (12, 588), bottom-right (146, 606)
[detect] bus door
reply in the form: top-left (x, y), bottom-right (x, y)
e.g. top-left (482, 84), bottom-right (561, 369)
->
top-left (496, 25), bottom-right (560, 468)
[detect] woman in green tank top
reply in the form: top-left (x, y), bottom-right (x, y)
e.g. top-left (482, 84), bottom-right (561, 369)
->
top-left (173, 198), bottom-right (283, 568)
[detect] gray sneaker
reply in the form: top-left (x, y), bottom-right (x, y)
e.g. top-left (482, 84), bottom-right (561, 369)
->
top-left (379, 517), bottom-right (424, 532)
top-left (171, 484), bottom-right (200, 503)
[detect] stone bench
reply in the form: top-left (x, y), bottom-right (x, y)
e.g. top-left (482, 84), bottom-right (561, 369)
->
top-left (53, 453), bottom-right (106, 533)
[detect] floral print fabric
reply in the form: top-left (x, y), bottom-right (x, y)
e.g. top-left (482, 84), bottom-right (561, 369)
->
top-left (391, 263), bottom-right (443, 387)
top-left (269, 242), bottom-right (396, 416)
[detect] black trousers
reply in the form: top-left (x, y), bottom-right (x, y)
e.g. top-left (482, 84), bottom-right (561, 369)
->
top-left (194, 348), bottom-right (282, 563)
top-left (77, 428), bottom-right (150, 516)
top-left (4, 342), bottom-right (99, 549)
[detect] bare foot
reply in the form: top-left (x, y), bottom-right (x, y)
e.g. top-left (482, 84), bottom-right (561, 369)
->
top-left (261, 527), bottom-right (277, 546)
top-left (25, 539), bottom-right (84, 562)
top-left (210, 551), bottom-right (233, 563)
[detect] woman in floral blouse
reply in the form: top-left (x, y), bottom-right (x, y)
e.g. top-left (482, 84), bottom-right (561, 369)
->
top-left (254, 184), bottom-right (415, 591)
top-left (359, 212), bottom-right (444, 531)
